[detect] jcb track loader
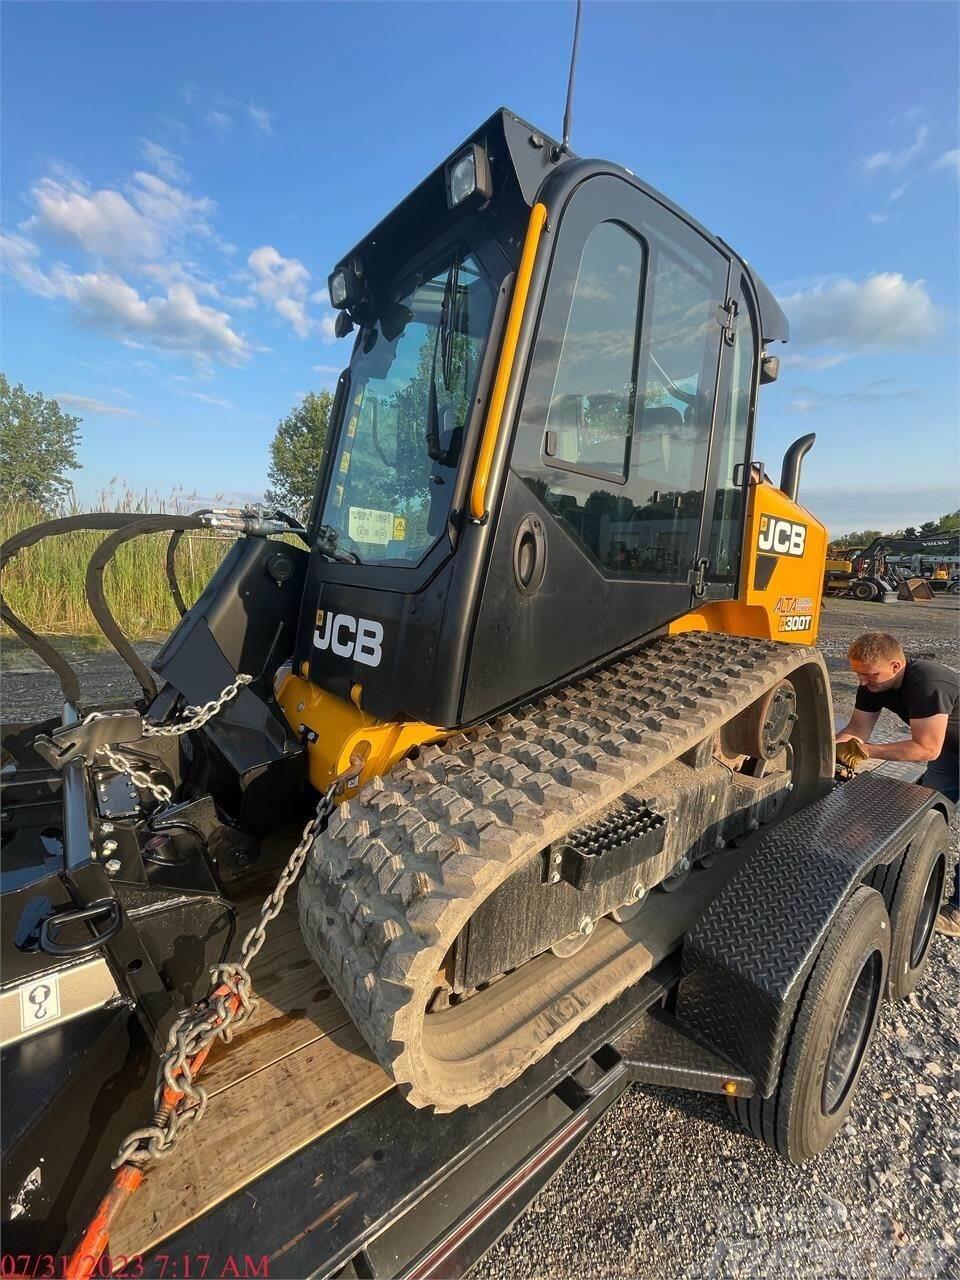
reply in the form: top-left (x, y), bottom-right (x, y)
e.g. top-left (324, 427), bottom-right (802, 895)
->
top-left (2, 110), bottom-right (954, 1272)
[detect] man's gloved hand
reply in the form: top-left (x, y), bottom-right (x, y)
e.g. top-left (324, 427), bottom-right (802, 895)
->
top-left (836, 737), bottom-right (869, 771)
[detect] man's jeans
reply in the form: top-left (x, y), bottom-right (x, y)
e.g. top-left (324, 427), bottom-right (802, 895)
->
top-left (920, 750), bottom-right (959, 906)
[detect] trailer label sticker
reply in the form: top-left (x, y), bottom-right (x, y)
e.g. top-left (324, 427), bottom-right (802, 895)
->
top-left (779, 614), bottom-right (813, 633)
top-left (348, 506), bottom-right (395, 545)
top-left (314, 610), bottom-right (384, 667)
top-left (19, 975), bottom-right (60, 1033)
top-left (758, 516), bottom-right (807, 558)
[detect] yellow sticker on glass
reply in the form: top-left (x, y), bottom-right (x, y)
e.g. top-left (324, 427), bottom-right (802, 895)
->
top-left (339, 451), bottom-right (351, 474)
top-left (392, 516), bottom-right (407, 540)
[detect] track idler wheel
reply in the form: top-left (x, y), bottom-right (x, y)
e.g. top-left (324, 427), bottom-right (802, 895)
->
top-left (722, 681), bottom-right (797, 760)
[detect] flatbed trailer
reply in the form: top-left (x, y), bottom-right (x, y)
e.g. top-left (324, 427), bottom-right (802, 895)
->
top-left (5, 705), bottom-right (948, 1279)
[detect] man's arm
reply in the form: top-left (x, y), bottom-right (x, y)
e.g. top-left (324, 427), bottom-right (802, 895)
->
top-left (836, 708), bottom-right (880, 743)
top-left (861, 714), bottom-right (949, 763)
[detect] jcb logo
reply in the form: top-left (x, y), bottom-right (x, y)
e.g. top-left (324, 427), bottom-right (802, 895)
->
top-left (313, 610), bottom-right (384, 668)
top-left (758, 516), bottom-right (807, 558)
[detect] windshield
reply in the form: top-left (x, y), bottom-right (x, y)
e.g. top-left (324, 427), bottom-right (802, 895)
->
top-left (319, 252), bottom-right (494, 566)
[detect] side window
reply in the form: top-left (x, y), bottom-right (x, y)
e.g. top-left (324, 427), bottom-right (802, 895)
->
top-left (543, 221), bottom-right (645, 480)
top-left (706, 290), bottom-right (756, 581)
top-left (512, 180), bottom-right (727, 581)
top-left (626, 243), bottom-right (723, 580)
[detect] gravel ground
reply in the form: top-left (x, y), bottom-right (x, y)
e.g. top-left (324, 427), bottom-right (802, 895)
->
top-left (2, 600), bottom-right (958, 1279)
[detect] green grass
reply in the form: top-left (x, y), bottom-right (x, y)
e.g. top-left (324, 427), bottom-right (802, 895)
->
top-left (1, 493), bottom-right (233, 640)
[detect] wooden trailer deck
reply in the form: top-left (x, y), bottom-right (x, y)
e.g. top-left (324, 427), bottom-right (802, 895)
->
top-left (111, 874), bottom-right (394, 1259)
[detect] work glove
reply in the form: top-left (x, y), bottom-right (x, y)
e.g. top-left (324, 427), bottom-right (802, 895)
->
top-left (836, 737), bottom-right (869, 771)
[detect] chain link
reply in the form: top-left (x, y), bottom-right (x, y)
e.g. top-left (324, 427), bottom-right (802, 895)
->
top-left (86, 673), bottom-right (252, 807)
top-left (111, 770), bottom-right (353, 1171)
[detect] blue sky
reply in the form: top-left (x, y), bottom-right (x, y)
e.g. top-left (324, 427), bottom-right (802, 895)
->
top-left (2, 1), bottom-right (957, 534)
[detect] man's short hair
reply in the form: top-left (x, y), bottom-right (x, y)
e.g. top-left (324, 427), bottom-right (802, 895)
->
top-left (848, 632), bottom-right (906, 664)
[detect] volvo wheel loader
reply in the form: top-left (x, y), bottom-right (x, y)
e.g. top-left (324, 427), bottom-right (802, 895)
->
top-left (2, 109), bottom-right (953, 1274)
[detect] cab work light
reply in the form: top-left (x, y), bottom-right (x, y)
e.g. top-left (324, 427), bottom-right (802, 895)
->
top-left (445, 143), bottom-right (493, 209)
top-left (328, 261), bottom-right (362, 310)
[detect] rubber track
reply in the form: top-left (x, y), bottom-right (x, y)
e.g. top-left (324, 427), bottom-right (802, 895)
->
top-left (299, 632), bottom-right (829, 1110)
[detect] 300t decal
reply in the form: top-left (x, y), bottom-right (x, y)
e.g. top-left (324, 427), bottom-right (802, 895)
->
top-left (778, 614), bottom-right (813, 633)
top-left (758, 516), bottom-right (807, 558)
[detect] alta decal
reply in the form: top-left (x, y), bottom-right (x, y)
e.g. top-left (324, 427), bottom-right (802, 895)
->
top-left (758, 516), bottom-right (807, 558)
top-left (313, 609), bottom-right (384, 667)
top-left (778, 614), bottom-right (813, 633)
top-left (773, 596), bottom-right (814, 615)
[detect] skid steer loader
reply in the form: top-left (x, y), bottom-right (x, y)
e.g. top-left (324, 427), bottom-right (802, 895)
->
top-left (2, 109), bottom-right (953, 1272)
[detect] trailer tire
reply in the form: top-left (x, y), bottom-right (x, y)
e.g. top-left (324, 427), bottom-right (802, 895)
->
top-left (851, 579), bottom-right (879, 602)
top-left (733, 886), bottom-right (889, 1163)
top-left (865, 854), bottom-right (902, 912)
top-left (884, 811), bottom-right (947, 1001)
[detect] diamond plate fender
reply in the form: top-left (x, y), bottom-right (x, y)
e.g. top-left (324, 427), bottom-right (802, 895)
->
top-left (676, 774), bottom-right (955, 1097)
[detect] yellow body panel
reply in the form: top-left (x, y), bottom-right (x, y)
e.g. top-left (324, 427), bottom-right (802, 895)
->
top-left (469, 202), bottom-right (548, 521)
top-left (277, 674), bottom-right (443, 799)
top-left (670, 480), bottom-right (828, 645)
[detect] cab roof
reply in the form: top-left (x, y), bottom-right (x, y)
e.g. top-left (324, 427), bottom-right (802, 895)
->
top-left (333, 107), bottom-right (789, 346)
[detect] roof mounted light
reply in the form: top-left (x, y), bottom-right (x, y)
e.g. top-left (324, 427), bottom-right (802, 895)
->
top-left (328, 260), bottom-right (362, 310)
top-left (445, 143), bottom-right (493, 209)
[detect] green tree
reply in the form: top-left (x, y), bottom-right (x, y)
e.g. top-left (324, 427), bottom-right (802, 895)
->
top-left (265, 391), bottom-right (333, 516)
top-left (0, 375), bottom-right (81, 507)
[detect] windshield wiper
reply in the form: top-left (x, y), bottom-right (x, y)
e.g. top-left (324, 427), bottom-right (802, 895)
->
top-left (425, 256), bottom-right (462, 469)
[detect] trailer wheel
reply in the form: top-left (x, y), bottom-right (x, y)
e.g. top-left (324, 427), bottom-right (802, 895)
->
top-left (851, 579), bottom-right (878, 602)
top-left (884, 811), bottom-right (947, 1001)
top-left (733, 886), bottom-right (889, 1163)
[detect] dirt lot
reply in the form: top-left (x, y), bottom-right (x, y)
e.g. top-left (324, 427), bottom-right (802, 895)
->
top-left (2, 598), bottom-right (958, 1279)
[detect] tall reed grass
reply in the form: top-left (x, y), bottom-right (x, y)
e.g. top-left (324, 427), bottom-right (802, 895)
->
top-left (1, 489), bottom-right (233, 640)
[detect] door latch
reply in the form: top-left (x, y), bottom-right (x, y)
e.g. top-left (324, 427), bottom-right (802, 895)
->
top-left (691, 558), bottom-right (710, 599)
top-left (717, 299), bottom-right (738, 345)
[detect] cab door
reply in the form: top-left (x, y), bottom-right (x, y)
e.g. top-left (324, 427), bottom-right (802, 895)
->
top-left (694, 271), bottom-right (760, 602)
top-left (462, 172), bottom-right (734, 722)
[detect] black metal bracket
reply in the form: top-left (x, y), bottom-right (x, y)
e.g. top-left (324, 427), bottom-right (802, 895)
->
top-left (39, 898), bottom-right (122, 957)
top-left (33, 711), bottom-right (146, 770)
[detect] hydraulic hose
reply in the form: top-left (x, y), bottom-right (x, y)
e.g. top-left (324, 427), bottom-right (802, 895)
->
top-left (84, 515), bottom-right (207, 700)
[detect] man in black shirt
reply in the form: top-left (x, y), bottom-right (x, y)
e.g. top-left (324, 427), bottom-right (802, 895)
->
top-left (836, 632), bottom-right (959, 936)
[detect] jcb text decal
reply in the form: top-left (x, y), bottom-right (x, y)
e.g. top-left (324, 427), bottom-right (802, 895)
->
top-left (314, 609), bottom-right (384, 667)
top-left (758, 516), bottom-right (807, 558)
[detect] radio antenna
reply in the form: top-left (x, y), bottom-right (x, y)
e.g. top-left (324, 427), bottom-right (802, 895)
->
top-left (556, 0), bottom-right (583, 160)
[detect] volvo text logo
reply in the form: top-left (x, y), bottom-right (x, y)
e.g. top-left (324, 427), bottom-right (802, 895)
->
top-left (313, 610), bottom-right (384, 668)
top-left (758, 516), bottom-right (807, 558)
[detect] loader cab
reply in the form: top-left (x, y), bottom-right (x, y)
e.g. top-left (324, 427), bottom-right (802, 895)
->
top-left (292, 109), bottom-right (788, 732)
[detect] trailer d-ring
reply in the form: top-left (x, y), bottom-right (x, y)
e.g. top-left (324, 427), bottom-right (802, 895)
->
top-left (39, 898), bottom-right (123, 957)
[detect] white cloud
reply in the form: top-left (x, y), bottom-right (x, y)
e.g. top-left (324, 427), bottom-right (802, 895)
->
top-left (207, 110), bottom-right (233, 137)
top-left (22, 169), bottom-right (216, 265)
top-left (779, 351), bottom-right (853, 371)
top-left (0, 232), bottom-right (61, 297)
top-left (863, 125), bottom-right (928, 172)
top-left (130, 171), bottom-right (216, 239)
top-left (312, 363), bottom-right (341, 374)
top-left (320, 314), bottom-right (338, 341)
top-left (932, 148), bottom-right (960, 175)
top-left (247, 244), bottom-right (313, 337)
top-left (141, 139), bottom-right (186, 184)
top-left (777, 274), bottom-right (940, 349)
top-left (887, 179), bottom-right (912, 202)
top-left (247, 103), bottom-right (273, 135)
top-left (787, 382), bottom-right (921, 413)
top-left (867, 212), bottom-right (889, 224)
top-left (25, 177), bottom-right (162, 261)
top-left (54, 393), bottom-right (136, 417)
top-left (181, 390), bottom-right (236, 409)
top-left (4, 256), bottom-right (251, 364)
